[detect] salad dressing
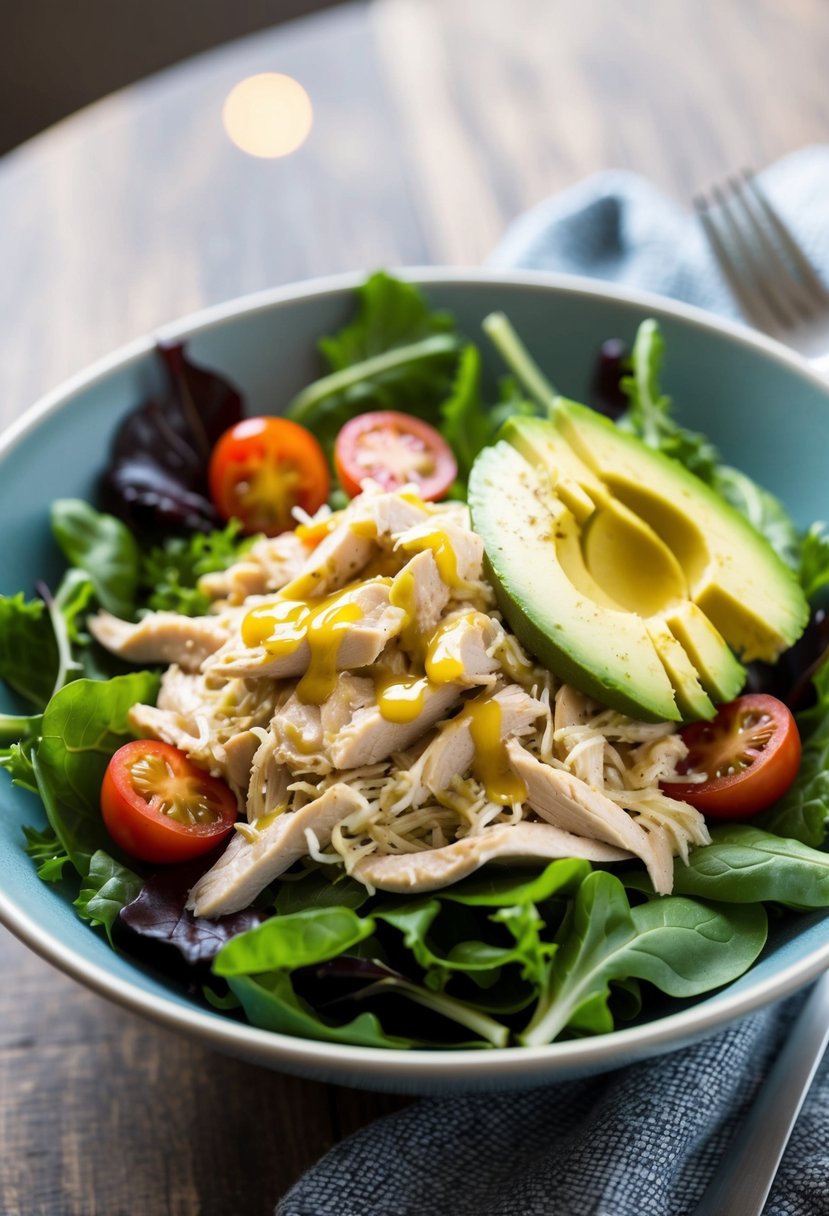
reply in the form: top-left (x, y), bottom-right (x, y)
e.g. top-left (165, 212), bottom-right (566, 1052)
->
top-left (399, 526), bottom-right (460, 586)
top-left (465, 695), bottom-right (528, 805)
top-left (241, 586), bottom-right (370, 704)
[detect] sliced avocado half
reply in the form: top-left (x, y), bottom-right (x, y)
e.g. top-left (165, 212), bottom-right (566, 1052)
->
top-left (468, 401), bottom-right (808, 723)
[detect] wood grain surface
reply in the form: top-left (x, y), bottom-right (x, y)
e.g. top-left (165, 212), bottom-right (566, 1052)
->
top-left (1, 0), bottom-right (829, 1212)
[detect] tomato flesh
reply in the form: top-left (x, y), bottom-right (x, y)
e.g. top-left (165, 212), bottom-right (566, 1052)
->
top-left (209, 416), bottom-right (330, 536)
top-left (664, 693), bottom-right (801, 819)
top-left (334, 411), bottom-right (457, 500)
top-left (101, 740), bottom-right (237, 863)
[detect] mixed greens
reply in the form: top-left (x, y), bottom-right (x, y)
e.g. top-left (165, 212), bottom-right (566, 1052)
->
top-left (3, 272), bottom-right (829, 1049)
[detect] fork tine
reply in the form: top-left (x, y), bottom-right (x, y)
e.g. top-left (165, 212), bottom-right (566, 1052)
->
top-left (741, 170), bottom-right (829, 307)
top-left (722, 174), bottom-right (814, 324)
top-left (694, 190), bottom-right (787, 332)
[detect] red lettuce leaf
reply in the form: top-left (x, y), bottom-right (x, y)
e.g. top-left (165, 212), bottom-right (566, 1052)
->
top-left (103, 342), bottom-right (243, 533)
top-left (116, 855), bottom-right (268, 971)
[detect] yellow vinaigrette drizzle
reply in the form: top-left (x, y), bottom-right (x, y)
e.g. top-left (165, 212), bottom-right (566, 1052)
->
top-left (465, 696), bottom-right (528, 806)
top-left (242, 588), bottom-right (364, 704)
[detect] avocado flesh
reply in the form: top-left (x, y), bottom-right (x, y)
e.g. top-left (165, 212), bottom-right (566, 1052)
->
top-left (470, 405), bottom-right (808, 723)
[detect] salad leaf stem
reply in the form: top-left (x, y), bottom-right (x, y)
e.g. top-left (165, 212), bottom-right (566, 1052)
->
top-left (481, 312), bottom-right (558, 413)
top-left (349, 971), bottom-right (510, 1047)
top-left (0, 712), bottom-right (42, 745)
top-left (288, 335), bottom-right (461, 424)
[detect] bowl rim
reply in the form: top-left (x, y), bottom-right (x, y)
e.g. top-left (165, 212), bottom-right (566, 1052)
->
top-left (2, 265), bottom-right (827, 1088)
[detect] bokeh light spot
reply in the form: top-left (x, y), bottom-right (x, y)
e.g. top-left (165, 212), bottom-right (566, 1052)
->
top-left (222, 73), bottom-right (313, 159)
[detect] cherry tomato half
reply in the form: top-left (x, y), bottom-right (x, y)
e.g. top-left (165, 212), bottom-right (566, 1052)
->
top-left (101, 740), bottom-right (237, 863)
top-left (334, 411), bottom-right (457, 500)
top-left (209, 416), bottom-right (330, 536)
top-left (663, 693), bottom-right (801, 819)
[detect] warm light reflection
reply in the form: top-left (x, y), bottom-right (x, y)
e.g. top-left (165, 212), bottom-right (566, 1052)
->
top-left (222, 73), bottom-right (313, 159)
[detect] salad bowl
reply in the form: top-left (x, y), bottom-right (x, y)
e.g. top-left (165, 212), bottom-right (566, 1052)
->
top-left (2, 268), bottom-right (829, 1095)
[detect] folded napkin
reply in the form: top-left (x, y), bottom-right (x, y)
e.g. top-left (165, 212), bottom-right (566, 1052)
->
top-left (277, 147), bottom-right (829, 1216)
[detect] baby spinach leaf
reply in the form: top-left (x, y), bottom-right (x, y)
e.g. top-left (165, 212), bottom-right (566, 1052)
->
top-left (0, 593), bottom-right (58, 707)
top-left (520, 871), bottom-right (766, 1046)
top-left (287, 273), bottom-right (462, 452)
top-left (34, 671), bottom-right (159, 875)
top-left (51, 500), bottom-right (140, 619)
top-left (670, 825), bottom-right (829, 908)
top-left (213, 907), bottom-right (376, 977)
top-left (273, 867), bottom-right (371, 915)
top-left (74, 849), bottom-right (142, 944)
top-left (442, 857), bottom-right (591, 907)
top-left (227, 970), bottom-right (415, 1048)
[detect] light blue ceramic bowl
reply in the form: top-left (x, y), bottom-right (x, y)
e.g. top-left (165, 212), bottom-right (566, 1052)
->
top-left (2, 269), bottom-right (828, 1094)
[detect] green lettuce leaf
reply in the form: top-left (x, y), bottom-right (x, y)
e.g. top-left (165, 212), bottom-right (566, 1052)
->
top-left (0, 593), bottom-right (59, 707)
top-left (74, 848), bottom-right (142, 944)
top-left (34, 671), bottom-right (159, 874)
top-left (51, 499), bottom-right (140, 619)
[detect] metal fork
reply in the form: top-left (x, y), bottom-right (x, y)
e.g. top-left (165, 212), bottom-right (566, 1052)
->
top-left (690, 176), bottom-right (829, 1214)
top-left (694, 169), bottom-right (829, 371)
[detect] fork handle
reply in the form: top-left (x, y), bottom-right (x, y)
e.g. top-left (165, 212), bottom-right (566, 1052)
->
top-left (691, 972), bottom-right (829, 1216)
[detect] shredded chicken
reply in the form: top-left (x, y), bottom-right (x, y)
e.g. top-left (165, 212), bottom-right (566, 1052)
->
top-left (116, 484), bottom-right (705, 915)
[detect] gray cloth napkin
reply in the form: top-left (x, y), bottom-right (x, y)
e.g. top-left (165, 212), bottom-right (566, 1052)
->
top-left (277, 147), bottom-right (829, 1216)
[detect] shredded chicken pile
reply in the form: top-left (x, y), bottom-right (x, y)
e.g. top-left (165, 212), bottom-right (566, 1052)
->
top-left (89, 486), bottom-right (709, 918)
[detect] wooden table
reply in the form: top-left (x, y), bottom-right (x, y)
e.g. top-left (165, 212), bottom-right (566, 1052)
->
top-left (1, 1), bottom-right (828, 1211)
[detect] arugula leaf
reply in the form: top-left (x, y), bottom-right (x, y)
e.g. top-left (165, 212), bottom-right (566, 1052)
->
top-left (668, 826), bottom-right (829, 908)
top-left (440, 345), bottom-right (541, 482)
top-left (34, 671), bottom-right (159, 875)
top-left (22, 824), bottom-right (72, 882)
top-left (519, 871), bottom-right (767, 1046)
top-left (51, 500), bottom-right (140, 619)
top-left (618, 319), bottom-right (800, 566)
top-left (0, 593), bottom-right (58, 707)
top-left (714, 467), bottom-right (800, 569)
top-left (0, 740), bottom-right (39, 792)
top-left (287, 272), bottom-right (462, 452)
top-left (798, 523), bottom-right (829, 602)
top-left (620, 320), bottom-right (720, 482)
top-left (74, 849), bottom-right (142, 944)
top-left (140, 521), bottom-right (249, 616)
